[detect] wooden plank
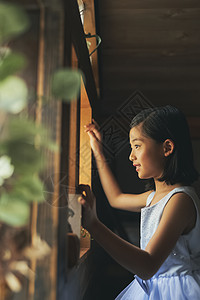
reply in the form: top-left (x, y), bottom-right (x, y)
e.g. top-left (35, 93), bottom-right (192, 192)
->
top-left (99, 28), bottom-right (200, 49)
top-left (102, 73), bottom-right (200, 88)
top-left (68, 0), bottom-right (99, 115)
top-left (101, 50), bottom-right (200, 66)
top-left (101, 89), bottom-right (200, 98)
top-left (30, 8), bottom-right (45, 297)
top-left (101, 64), bottom-right (200, 76)
top-left (79, 79), bottom-right (92, 185)
top-left (32, 6), bottom-right (64, 300)
top-left (99, 8), bottom-right (200, 33)
top-left (68, 46), bottom-right (79, 191)
top-left (102, 48), bottom-right (200, 57)
top-left (101, 51), bottom-right (200, 87)
top-left (102, 82), bottom-right (200, 95)
top-left (98, 0), bottom-right (200, 10)
top-left (77, 0), bottom-right (93, 258)
top-left (101, 60), bottom-right (200, 73)
top-left (99, 90), bottom-right (200, 117)
top-left (83, 0), bottom-right (100, 96)
top-left (97, 7), bottom-right (200, 49)
top-left (102, 67), bottom-right (200, 81)
top-left (102, 69), bottom-right (200, 88)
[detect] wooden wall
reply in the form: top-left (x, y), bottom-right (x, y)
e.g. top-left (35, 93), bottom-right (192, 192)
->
top-left (96, 0), bottom-right (200, 117)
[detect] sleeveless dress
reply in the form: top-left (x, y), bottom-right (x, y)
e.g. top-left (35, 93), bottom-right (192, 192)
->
top-left (115, 186), bottom-right (200, 300)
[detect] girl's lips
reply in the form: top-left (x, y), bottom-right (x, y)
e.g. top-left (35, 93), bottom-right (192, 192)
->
top-left (133, 164), bottom-right (141, 171)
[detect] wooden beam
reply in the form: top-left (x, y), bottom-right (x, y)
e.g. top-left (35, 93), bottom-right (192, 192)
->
top-left (83, 0), bottom-right (100, 96)
top-left (98, 0), bottom-right (200, 10)
top-left (67, 0), bottom-right (99, 116)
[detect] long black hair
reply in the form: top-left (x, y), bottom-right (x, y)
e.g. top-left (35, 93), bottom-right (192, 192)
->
top-left (130, 105), bottom-right (199, 190)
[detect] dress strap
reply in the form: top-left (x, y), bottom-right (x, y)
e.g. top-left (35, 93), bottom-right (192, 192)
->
top-left (169, 186), bottom-right (200, 221)
top-left (162, 186), bottom-right (196, 208)
top-left (146, 191), bottom-right (155, 206)
top-left (160, 186), bottom-right (200, 226)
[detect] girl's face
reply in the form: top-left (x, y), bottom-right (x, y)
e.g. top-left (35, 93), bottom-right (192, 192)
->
top-left (129, 124), bottom-right (166, 180)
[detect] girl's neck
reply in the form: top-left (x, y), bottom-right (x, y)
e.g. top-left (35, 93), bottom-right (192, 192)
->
top-left (154, 180), bottom-right (185, 195)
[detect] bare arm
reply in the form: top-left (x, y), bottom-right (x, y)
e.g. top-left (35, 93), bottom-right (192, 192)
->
top-left (85, 121), bottom-right (151, 212)
top-left (79, 185), bottom-right (196, 280)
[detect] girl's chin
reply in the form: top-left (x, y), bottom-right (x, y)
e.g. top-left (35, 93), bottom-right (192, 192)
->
top-left (138, 175), bottom-right (145, 179)
top-left (137, 172), bottom-right (144, 179)
top-left (137, 173), bottom-right (151, 180)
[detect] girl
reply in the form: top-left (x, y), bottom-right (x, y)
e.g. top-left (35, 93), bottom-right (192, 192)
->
top-left (79, 105), bottom-right (200, 299)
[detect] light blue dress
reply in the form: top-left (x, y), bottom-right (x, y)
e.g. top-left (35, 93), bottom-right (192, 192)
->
top-left (115, 186), bottom-right (200, 299)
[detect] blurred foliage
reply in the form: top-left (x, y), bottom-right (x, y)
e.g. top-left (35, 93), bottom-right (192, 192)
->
top-left (0, 2), bottom-right (85, 293)
top-left (0, 117), bottom-right (54, 174)
top-left (0, 76), bottom-right (28, 113)
top-left (0, 194), bottom-right (30, 226)
top-left (0, 2), bottom-right (30, 44)
top-left (51, 68), bottom-right (84, 101)
top-left (0, 2), bottom-right (83, 228)
top-left (0, 115), bottom-right (56, 226)
top-left (0, 155), bottom-right (14, 186)
top-left (0, 51), bottom-right (27, 81)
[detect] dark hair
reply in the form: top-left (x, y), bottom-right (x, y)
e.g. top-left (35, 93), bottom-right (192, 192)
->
top-left (130, 105), bottom-right (199, 190)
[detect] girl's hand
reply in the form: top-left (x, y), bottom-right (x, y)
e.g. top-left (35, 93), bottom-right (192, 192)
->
top-left (78, 184), bottom-right (98, 231)
top-left (84, 119), bottom-right (103, 157)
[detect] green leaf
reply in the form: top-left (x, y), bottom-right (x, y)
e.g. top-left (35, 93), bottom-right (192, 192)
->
top-left (51, 68), bottom-right (84, 101)
top-left (6, 141), bottom-right (45, 175)
top-left (0, 52), bottom-right (27, 81)
top-left (0, 155), bottom-right (14, 186)
top-left (13, 175), bottom-right (45, 203)
top-left (7, 117), bottom-right (46, 141)
top-left (0, 76), bottom-right (28, 113)
top-left (0, 117), bottom-right (58, 175)
top-left (6, 117), bottom-right (55, 149)
top-left (0, 3), bottom-right (30, 44)
top-left (0, 194), bottom-right (30, 226)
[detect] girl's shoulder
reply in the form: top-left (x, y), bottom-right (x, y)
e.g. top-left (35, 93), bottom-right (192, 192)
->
top-left (164, 189), bottom-right (197, 234)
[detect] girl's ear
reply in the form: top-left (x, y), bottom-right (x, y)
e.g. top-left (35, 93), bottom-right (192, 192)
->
top-left (163, 139), bottom-right (174, 157)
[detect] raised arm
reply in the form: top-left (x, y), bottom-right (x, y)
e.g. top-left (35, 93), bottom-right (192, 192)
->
top-left (84, 120), bottom-right (151, 212)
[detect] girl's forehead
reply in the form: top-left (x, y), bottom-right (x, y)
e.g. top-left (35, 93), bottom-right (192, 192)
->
top-left (129, 124), bottom-right (144, 140)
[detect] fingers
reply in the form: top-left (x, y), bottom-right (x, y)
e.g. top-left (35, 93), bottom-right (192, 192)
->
top-left (78, 196), bottom-right (89, 208)
top-left (84, 119), bottom-right (100, 133)
top-left (87, 130), bottom-right (102, 145)
top-left (92, 119), bottom-right (100, 130)
top-left (84, 123), bottom-right (102, 143)
top-left (92, 127), bottom-right (101, 140)
top-left (87, 130), bottom-right (96, 139)
top-left (78, 184), bottom-right (90, 195)
top-left (78, 184), bottom-right (94, 208)
top-left (84, 123), bottom-right (96, 132)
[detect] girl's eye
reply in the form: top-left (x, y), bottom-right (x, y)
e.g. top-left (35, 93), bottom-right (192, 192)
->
top-left (134, 145), bottom-right (140, 149)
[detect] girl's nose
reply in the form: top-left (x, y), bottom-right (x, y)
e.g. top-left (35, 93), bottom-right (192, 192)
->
top-left (129, 149), bottom-right (135, 162)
